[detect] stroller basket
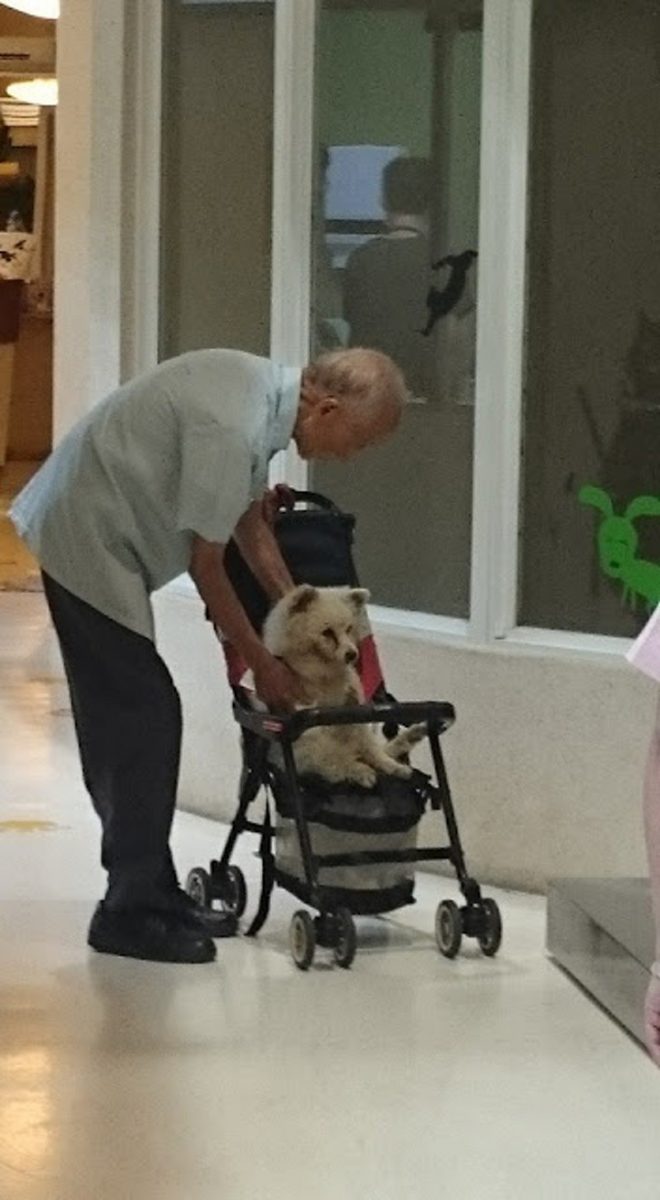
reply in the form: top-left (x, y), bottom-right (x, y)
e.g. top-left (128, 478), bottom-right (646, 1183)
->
top-left (186, 490), bottom-right (503, 970)
top-left (270, 760), bottom-right (429, 916)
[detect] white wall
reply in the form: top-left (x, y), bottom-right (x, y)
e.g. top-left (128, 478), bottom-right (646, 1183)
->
top-left (154, 585), bottom-right (654, 894)
top-left (153, 587), bottom-right (244, 823)
top-left (159, 3), bottom-right (274, 359)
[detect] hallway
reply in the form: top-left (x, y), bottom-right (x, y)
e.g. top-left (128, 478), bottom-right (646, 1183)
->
top-left (1, 592), bottom-right (660, 1200)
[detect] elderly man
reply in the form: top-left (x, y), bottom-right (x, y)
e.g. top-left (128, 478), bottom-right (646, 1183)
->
top-left (11, 346), bottom-right (406, 965)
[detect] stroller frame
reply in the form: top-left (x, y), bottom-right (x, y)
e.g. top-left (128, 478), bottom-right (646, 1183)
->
top-left (186, 493), bottom-right (502, 969)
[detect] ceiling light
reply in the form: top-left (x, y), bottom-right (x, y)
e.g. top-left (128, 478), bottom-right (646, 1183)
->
top-left (0, 97), bottom-right (39, 125)
top-left (6, 77), bottom-right (57, 106)
top-left (0, 1), bottom-right (59, 17)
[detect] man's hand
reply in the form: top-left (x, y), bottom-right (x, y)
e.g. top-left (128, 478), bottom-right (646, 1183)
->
top-left (261, 484), bottom-right (294, 527)
top-left (252, 650), bottom-right (304, 712)
top-left (644, 974), bottom-right (660, 1066)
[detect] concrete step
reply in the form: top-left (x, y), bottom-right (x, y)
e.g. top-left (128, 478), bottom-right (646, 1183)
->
top-left (547, 877), bottom-right (654, 1046)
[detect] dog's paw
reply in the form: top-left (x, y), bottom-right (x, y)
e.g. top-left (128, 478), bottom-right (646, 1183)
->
top-left (378, 755), bottom-right (413, 779)
top-left (350, 763), bottom-right (377, 789)
top-left (406, 723), bottom-right (427, 745)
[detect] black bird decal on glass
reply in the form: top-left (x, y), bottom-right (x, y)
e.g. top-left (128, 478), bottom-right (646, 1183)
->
top-left (421, 249), bottom-right (478, 336)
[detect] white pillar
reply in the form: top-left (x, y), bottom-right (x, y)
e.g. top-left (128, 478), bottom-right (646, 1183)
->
top-left (269, 0), bottom-right (316, 489)
top-left (53, 0), bottom-right (125, 440)
top-left (469, 0), bottom-right (532, 641)
top-left (120, 0), bottom-right (162, 382)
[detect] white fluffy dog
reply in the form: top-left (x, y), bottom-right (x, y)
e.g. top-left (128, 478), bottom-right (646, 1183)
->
top-left (263, 584), bottom-right (425, 789)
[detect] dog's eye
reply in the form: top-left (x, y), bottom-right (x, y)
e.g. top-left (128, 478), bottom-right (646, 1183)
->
top-left (322, 627), bottom-right (338, 644)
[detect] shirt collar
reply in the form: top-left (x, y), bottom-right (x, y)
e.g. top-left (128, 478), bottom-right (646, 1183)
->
top-left (271, 364), bottom-right (302, 452)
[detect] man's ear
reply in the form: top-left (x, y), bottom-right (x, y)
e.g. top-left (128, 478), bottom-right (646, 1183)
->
top-left (317, 395), bottom-right (339, 417)
top-left (289, 584), bottom-right (318, 614)
top-left (348, 587), bottom-right (370, 609)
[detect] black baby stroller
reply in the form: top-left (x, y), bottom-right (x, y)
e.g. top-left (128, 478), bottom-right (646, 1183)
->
top-left (186, 490), bottom-right (502, 970)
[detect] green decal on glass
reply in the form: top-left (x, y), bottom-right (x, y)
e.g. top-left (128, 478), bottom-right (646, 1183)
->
top-left (579, 485), bottom-right (660, 611)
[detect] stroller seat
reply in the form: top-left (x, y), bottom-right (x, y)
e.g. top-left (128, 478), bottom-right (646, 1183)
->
top-left (185, 490), bottom-right (503, 970)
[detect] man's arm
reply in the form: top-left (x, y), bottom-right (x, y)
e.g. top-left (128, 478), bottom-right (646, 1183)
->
top-left (233, 497), bottom-right (294, 601)
top-left (189, 536), bottom-right (301, 711)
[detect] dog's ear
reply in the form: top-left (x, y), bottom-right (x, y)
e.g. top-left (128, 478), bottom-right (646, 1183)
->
top-left (289, 584), bottom-right (318, 615)
top-left (347, 587), bottom-right (370, 610)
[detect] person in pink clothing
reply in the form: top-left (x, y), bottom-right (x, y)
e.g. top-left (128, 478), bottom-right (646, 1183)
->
top-left (643, 711), bottom-right (660, 1064)
top-left (627, 611), bottom-right (660, 1062)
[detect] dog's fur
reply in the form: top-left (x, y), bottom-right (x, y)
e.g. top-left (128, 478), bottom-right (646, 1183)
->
top-left (263, 584), bottom-right (425, 788)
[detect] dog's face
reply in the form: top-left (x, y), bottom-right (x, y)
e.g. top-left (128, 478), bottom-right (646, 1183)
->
top-left (263, 585), bottom-right (369, 675)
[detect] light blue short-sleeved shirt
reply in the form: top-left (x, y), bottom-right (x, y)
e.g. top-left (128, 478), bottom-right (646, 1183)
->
top-left (11, 349), bottom-right (301, 640)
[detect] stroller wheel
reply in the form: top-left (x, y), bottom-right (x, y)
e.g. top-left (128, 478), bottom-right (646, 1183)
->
top-left (435, 899), bottom-right (462, 959)
top-left (185, 867), bottom-right (212, 909)
top-left (219, 865), bottom-right (248, 918)
top-left (477, 898), bottom-right (502, 957)
top-left (333, 908), bottom-right (357, 969)
top-left (290, 910), bottom-right (316, 971)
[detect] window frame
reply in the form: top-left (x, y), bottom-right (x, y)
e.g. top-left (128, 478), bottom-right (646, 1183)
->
top-left (269, 0), bottom-right (632, 657)
top-left (132, 0), bottom-right (632, 657)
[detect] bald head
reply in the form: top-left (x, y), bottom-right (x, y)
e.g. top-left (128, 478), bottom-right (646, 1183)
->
top-left (306, 347), bottom-right (408, 434)
top-left (294, 348), bottom-right (408, 461)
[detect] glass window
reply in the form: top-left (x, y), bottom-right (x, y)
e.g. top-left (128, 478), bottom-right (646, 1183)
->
top-left (520, 0), bottom-right (660, 636)
top-left (310, 0), bottom-right (482, 617)
top-left (159, 1), bottom-right (274, 359)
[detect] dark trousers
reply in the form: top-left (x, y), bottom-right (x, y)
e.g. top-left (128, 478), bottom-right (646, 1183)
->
top-left (42, 572), bottom-right (183, 911)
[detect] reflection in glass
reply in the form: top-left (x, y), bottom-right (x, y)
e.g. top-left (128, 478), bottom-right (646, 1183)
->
top-left (343, 155), bottom-right (434, 397)
top-left (520, 0), bottom-right (660, 636)
top-left (311, 0), bottom-right (482, 616)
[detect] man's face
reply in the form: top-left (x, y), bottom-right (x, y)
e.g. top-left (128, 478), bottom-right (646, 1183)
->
top-left (297, 397), bottom-right (399, 462)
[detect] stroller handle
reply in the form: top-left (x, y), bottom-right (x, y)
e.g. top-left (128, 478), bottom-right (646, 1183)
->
top-left (279, 488), bottom-right (343, 514)
top-left (233, 699), bottom-right (456, 742)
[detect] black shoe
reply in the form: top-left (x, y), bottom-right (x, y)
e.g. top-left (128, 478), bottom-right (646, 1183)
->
top-left (88, 902), bottom-right (217, 964)
top-left (169, 887), bottom-right (238, 940)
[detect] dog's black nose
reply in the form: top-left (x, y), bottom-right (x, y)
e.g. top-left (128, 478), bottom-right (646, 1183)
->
top-left (345, 648), bottom-right (358, 664)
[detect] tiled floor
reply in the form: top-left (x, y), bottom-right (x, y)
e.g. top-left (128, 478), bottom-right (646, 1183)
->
top-left (1, 592), bottom-right (660, 1200)
top-left (0, 461), bottom-right (40, 590)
